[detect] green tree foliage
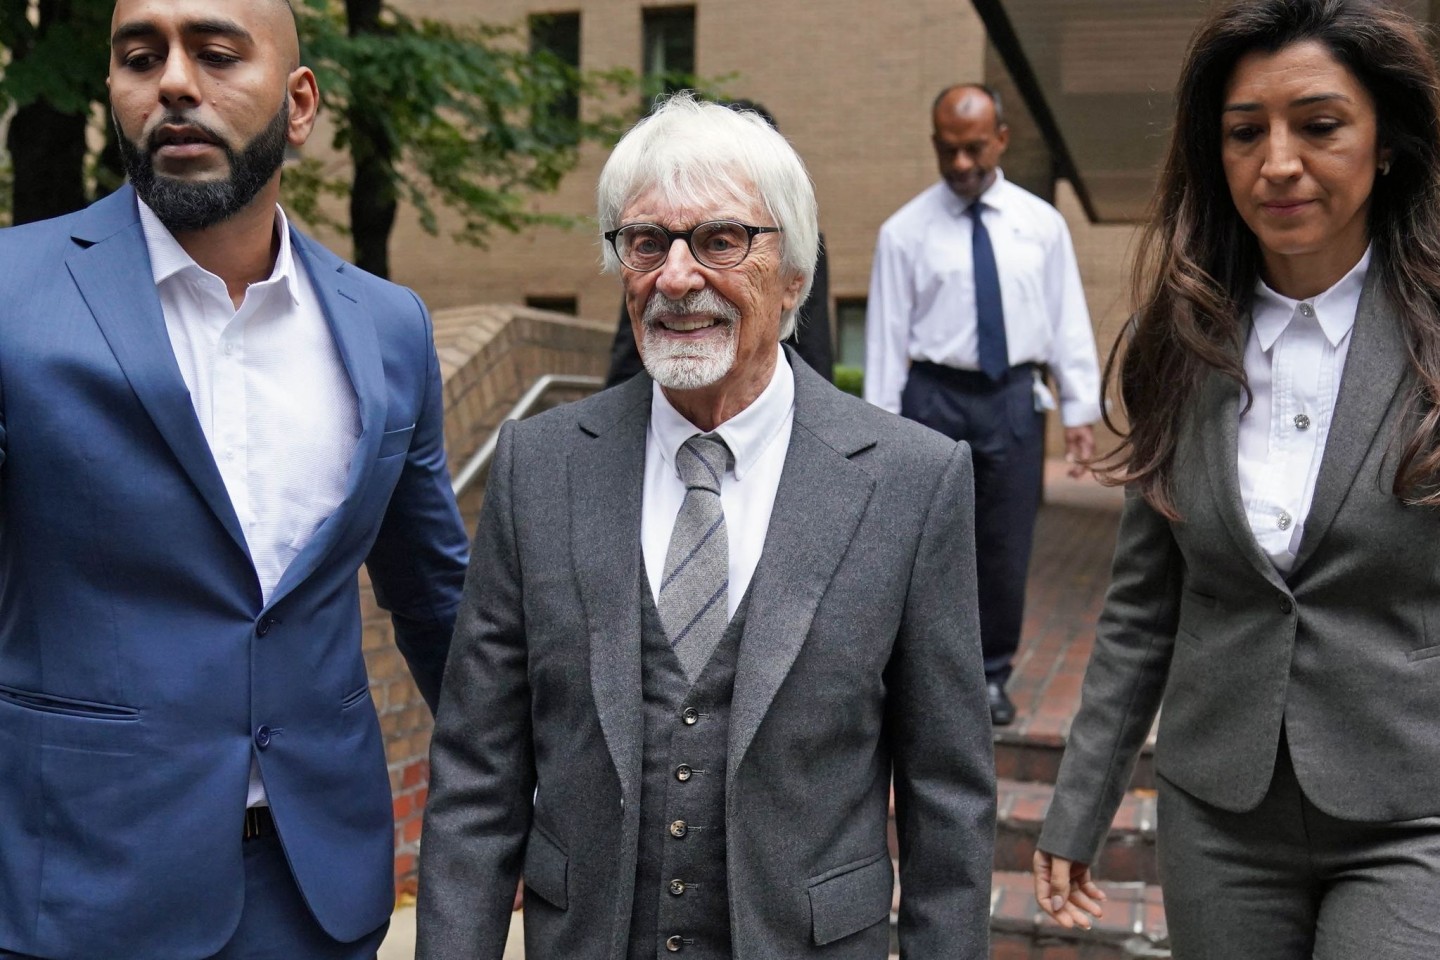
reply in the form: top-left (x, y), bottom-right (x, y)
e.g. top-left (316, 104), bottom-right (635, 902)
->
top-left (0, 152), bottom-right (12, 226)
top-left (289, 0), bottom-right (650, 276)
top-left (0, 0), bottom-right (112, 224)
top-left (0, 0), bottom-right (700, 275)
top-left (0, 0), bottom-right (108, 113)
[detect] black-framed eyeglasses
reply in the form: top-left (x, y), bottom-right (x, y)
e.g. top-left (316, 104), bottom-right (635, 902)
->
top-left (604, 220), bottom-right (782, 272)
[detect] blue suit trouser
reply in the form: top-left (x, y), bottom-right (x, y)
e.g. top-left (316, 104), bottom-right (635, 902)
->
top-left (900, 360), bottom-right (1044, 686)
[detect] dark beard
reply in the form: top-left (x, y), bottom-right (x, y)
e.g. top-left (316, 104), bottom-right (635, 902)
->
top-left (117, 102), bottom-right (290, 233)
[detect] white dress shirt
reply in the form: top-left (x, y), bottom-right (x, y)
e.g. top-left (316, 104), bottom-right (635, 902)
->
top-left (139, 200), bottom-right (359, 806)
top-left (1238, 248), bottom-right (1369, 573)
top-left (864, 172), bottom-right (1102, 426)
top-left (642, 345), bottom-right (794, 618)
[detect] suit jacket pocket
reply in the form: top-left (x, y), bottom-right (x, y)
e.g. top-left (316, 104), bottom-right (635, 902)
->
top-left (807, 851), bottom-right (893, 946)
top-left (523, 823), bottom-right (569, 910)
top-left (0, 683), bottom-right (138, 721)
top-left (1407, 643), bottom-right (1440, 663)
top-left (377, 424), bottom-right (415, 459)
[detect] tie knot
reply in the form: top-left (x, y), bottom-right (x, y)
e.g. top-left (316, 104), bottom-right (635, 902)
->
top-left (676, 434), bottom-right (730, 493)
top-left (966, 200), bottom-right (984, 220)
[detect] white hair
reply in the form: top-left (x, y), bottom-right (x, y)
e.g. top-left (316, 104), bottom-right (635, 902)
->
top-left (596, 92), bottom-right (820, 338)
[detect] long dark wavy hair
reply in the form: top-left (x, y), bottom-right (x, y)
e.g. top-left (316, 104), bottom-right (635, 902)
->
top-left (1100, 0), bottom-right (1440, 517)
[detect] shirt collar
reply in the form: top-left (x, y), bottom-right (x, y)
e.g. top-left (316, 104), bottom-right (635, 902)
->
top-left (137, 198), bottom-right (301, 307)
top-left (941, 168), bottom-right (1009, 217)
top-left (651, 344), bottom-right (795, 482)
top-left (1251, 245), bottom-right (1370, 352)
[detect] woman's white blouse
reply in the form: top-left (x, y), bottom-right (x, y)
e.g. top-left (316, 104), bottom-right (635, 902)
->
top-left (1238, 248), bottom-right (1370, 573)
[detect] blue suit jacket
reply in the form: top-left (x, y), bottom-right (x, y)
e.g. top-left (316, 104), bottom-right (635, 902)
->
top-left (0, 185), bottom-right (469, 958)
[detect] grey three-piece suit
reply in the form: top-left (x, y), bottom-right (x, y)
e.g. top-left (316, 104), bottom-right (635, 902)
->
top-left (418, 353), bottom-right (996, 959)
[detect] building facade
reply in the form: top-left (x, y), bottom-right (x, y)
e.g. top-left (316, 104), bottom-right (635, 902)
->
top-left (356, 0), bottom-right (1140, 447)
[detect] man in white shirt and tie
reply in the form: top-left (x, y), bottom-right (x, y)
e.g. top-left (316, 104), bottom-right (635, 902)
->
top-left (865, 84), bottom-right (1101, 725)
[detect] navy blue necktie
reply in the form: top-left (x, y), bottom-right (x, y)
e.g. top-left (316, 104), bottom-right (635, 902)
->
top-left (968, 201), bottom-right (1008, 381)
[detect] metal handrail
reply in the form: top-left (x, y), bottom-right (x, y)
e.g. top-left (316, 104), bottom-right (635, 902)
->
top-left (451, 373), bottom-right (606, 498)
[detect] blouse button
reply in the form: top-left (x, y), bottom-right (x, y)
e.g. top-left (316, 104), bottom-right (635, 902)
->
top-left (1293, 413), bottom-right (1311, 430)
top-left (1277, 511), bottom-right (1293, 531)
top-left (1300, 303), bottom-right (1314, 318)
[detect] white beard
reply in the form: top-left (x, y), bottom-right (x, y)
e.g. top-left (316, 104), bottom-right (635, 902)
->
top-left (639, 289), bottom-right (742, 390)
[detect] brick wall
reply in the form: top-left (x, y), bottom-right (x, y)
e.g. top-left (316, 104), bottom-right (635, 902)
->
top-left (363, 304), bottom-right (613, 897)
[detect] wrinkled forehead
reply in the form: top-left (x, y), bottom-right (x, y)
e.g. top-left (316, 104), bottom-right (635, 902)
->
top-left (618, 170), bottom-right (769, 227)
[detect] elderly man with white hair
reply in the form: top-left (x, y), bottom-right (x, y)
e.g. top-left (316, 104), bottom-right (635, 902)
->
top-left (417, 93), bottom-right (995, 960)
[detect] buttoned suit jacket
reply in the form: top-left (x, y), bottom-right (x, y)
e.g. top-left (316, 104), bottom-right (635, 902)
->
top-left (0, 185), bottom-right (469, 959)
top-left (418, 353), bottom-right (996, 960)
top-left (1040, 268), bottom-right (1440, 865)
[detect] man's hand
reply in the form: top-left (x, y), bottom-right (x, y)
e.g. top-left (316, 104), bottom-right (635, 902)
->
top-left (1063, 425), bottom-right (1095, 479)
top-left (1033, 849), bottom-right (1106, 929)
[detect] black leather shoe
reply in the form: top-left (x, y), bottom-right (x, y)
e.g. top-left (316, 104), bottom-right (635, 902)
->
top-left (987, 682), bottom-right (1016, 726)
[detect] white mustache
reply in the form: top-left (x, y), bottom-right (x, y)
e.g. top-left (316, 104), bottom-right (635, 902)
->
top-left (642, 289), bottom-right (742, 325)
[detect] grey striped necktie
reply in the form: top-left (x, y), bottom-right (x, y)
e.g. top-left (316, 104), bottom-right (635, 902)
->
top-left (660, 434), bottom-right (732, 682)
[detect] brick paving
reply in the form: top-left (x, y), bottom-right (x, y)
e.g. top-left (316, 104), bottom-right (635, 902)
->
top-left (983, 478), bottom-right (1168, 957)
top-left (1008, 496), bottom-right (1121, 750)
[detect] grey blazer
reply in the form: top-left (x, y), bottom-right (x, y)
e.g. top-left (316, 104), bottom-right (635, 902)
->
top-left (1040, 272), bottom-right (1440, 865)
top-left (417, 354), bottom-right (995, 960)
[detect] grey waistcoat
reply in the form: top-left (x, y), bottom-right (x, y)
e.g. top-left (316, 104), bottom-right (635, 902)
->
top-left (626, 579), bottom-right (750, 960)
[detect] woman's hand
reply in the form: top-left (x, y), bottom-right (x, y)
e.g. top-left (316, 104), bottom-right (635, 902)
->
top-left (1032, 849), bottom-right (1107, 929)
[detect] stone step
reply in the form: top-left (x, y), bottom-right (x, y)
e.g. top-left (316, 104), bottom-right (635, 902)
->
top-left (994, 778), bottom-right (1159, 884)
top-left (886, 870), bottom-right (1169, 959)
top-left (993, 727), bottom-right (1156, 792)
top-left (989, 869), bottom-right (1170, 959)
top-left (887, 771), bottom-right (1159, 884)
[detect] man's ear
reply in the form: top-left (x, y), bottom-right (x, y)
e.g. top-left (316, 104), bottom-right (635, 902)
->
top-left (286, 67), bottom-right (321, 148)
top-left (780, 269), bottom-right (805, 314)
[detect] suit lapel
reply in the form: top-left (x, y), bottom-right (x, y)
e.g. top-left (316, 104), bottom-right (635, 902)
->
top-left (265, 233), bottom-right (386, 608)
top-left (1198, 367), bottom-right (1282, 586)
top-left (727, 359), bottom-right (876, 790)
top-left (65, 187), bottom-right (251, 560)
top-left (1290, 271), bottom-right (1408, 573)
top-left (573, 377), bottom-right (651, 798)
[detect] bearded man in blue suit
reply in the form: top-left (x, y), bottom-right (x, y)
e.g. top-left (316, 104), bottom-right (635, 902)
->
top-left (0, 0), bottom-right (469, 956)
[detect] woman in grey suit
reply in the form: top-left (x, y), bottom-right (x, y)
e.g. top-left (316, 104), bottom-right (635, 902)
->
top-left (1032, 1), bottom-right (1440, 957)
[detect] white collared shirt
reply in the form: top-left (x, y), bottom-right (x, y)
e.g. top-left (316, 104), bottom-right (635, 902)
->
top-left (863, 171), bottom-right (1102, 426)
top-left (1238, 247), bottom-right (1369, 572)
top-left (641, 345), bottom-right (795, 617)
top-left (139, 200), bottom-right (359, 807)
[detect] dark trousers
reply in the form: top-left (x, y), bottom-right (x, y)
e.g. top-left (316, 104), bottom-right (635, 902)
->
top-left (900, 361), bottom-right (1044, 685)
top-left (1158, 734), bottom-right (1440, 960)
top-left (0, 831), bottom-right (389, 960)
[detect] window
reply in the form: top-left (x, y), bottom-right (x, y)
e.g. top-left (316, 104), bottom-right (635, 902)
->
top-left (525, 295), bottom-right (579, 316)
top-left (835, 297), bottom-right (868, 368)
top-left (529, 12), bottom-right (581, 133)
top-left (642, 6), bottom-right (696, 99)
